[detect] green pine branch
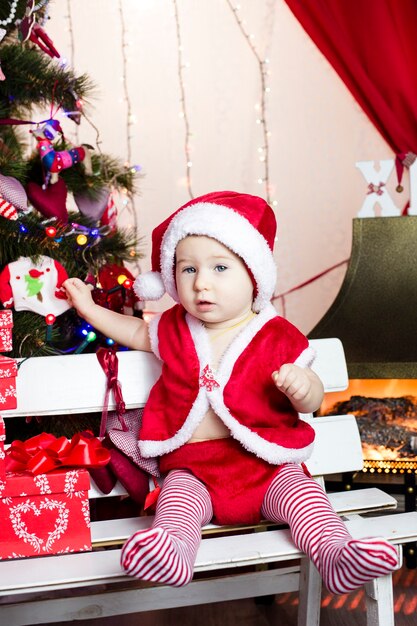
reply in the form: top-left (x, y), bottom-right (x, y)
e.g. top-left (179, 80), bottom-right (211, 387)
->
top-left (0, 44), bottom-right (94, 118)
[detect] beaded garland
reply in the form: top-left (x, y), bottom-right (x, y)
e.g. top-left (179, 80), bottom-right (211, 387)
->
top-left (0, 0), bottom-right (18, 26)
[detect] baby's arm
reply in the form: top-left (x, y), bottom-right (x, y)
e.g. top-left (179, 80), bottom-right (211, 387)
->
top-left (272, 363), bottom-right (324, 413)
top-left (63, 277), bottom-right (151, 352)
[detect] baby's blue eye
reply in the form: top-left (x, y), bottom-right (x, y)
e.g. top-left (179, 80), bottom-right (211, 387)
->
top-left (182, 267), bottom-right (195, 273)
top-left (215, 265), bottom-right (227, 272)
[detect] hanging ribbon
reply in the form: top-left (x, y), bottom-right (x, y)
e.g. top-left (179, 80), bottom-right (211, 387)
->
top-left (272, 259), bottom-right (349, 318)
top-left (395, 152), bottom-right (417, 215)
top-left (395, 152), bottom-right (407, 193)
top-left (5, 431), bottom-right (111, 476)
top-left (96, 347), bottom-right (128, 439)
top-left (0, 118), bottom-right (38, 126)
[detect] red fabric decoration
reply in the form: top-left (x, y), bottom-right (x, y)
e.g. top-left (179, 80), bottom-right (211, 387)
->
top-left (108, 446), bottom-right (150, 506)
top-left (95, 263), bottom-right (137, 313)
top-left (26, 177), bottom-right (68, 223)
top-left (283, 0), bottom-right (417, 154)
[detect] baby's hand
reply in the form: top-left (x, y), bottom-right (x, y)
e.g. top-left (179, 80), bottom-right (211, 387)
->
top-left (272, 363), bottom-right (312, 404)
top-left (62, 277), bottom-right (95, 318)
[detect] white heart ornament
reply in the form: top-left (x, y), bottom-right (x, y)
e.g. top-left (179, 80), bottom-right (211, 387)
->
top-left (0, 173), bottom-right (28, 212)
top-left (74, 187), bottom-right (110, 221)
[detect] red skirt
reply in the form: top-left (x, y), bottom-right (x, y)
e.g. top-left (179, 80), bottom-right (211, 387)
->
top-left (159, 438), bottom-right (282, 525)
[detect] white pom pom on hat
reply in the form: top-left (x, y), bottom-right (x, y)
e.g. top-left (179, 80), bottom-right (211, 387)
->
top-left (134, 190), bottom-right (277, 312)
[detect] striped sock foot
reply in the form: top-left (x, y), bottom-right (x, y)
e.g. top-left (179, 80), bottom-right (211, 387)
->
top-left (321, 536), bottom-right (399, 595)
top-left (121, 526), bottom-right (194, 587)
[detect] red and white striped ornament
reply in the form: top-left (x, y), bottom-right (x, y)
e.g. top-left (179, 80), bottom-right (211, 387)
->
top-left (0, 196), bottom-right (18, 220)
top-left (101, 190), bottom-right (118, 231)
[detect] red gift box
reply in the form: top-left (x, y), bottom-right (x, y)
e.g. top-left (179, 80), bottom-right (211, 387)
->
top-left (0, 418), bottom-right (92, 560)
top-left (0, 356), bottom-right (17, 410)
top-left (0, 310), bottom-right (13, 352)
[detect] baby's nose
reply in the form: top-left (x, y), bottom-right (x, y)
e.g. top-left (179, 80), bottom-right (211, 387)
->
top-left (194, 271), bottom-right (210, 291)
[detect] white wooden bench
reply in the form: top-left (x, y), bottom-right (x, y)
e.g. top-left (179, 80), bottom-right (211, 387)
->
top-left (0, 338), bottom-right (416, 626)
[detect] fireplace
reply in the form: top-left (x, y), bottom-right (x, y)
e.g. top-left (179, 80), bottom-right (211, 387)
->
top-left (319, 379), bottom-right (417, 473)
top-left (308, 216), bottom-right (417, 566)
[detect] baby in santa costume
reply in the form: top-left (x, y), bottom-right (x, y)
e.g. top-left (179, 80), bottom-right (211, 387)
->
top-left (64, 191), bottom-right (398, 593)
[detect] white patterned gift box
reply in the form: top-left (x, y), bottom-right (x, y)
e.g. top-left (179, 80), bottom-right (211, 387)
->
top-left (0, 417), bottom-right (92, 560)
top-left (0, 310), bottom-right (13, 352)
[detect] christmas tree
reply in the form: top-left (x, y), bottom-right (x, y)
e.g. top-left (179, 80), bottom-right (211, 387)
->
top-left (0, 0), bottom-right (141, 360)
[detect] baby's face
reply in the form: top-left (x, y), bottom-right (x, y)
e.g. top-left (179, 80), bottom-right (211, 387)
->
top-left (175, 235), bottom-right (254, 327)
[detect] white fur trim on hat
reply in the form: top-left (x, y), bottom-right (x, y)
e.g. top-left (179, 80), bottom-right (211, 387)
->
top-left (160, 202), bottom-right (277, 312)
top-left (134, 271), bottom-right (165, 301)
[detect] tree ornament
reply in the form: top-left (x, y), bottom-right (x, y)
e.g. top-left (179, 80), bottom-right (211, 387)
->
top-left (100, 190), bottom-right (118, 231)
top-left (65, 110), bottom-right (81, 125)
top-left (0, 172), bottom-right (28, 212)
top-left (74, 186), bottom-right (110, 222)
top-left (0, 195), bottom-right (18, 220)
top-left (0, 255), bottom-right (70, 317)
top-left (26, 177), bottom-right (68, 223)
top-left (17, 0), bottom-right (59, 59)
top-left (31, 122), bottom-right (92, 185)
top-left (94, 263), bottom-right (137, 314)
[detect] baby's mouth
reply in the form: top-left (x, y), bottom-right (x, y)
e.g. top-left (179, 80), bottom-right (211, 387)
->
top-left (196, 300), bottom-right (215, 310)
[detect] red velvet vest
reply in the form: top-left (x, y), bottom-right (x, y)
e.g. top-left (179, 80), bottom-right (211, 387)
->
top-left (139, 303), bottom-right (316, 465)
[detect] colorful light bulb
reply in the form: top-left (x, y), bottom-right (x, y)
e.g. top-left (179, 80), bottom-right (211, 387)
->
top-left (45, 226), bottom-right (57, 238)
top-left (76, 234), bottom-right (88, 246)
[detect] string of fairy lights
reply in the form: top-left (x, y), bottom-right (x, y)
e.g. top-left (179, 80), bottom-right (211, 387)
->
top-left (226, 0), bottom-right (276, 207)
top-left (64, 0), bottom-right (79, 144)
top-left (63, 0), bottom-right (140, 270)
top-left (171, 0), bottom-right (276, 206)
top-left (172, 0), bottom-right (194, 200)
top-left (117, 0), bottom-right (140, 245)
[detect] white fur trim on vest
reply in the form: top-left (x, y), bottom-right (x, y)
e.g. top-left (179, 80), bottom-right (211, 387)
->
top-left (148, 313), bottom-right (162, 361)
top-left (160, 203), bottom-right (277, 312)
top-left (134, 271), bottom-right (165, 301)
top-left (140, 304), bottom-right (314, 463)
top-left (295, 345), bottom-right (316, 369)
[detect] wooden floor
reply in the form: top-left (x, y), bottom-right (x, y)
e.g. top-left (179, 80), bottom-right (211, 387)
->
top-left (40, 560), bottom-right (417, 626)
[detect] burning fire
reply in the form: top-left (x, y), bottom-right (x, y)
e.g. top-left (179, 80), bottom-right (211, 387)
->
top-left (320, 379), bottom-right (417, 463)
top-left (361, 443), bottom-right (406, 461)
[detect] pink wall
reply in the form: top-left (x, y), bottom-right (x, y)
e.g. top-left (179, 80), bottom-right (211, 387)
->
top-left (48, 0), bottom-right (394, 333)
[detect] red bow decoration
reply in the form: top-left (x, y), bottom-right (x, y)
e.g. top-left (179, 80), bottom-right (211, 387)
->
top-left (96, 348), bottom-right (128, 438)
top-left (5, 432), bottom-right (111, 476)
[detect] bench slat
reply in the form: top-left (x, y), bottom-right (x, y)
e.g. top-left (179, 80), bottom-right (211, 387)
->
top-left (305, 414), bottom-right (364, 475)
top-left (89, 488), bottom-right (397, 546)
top-left (1, 338), bottom-right (346, 420)
top-left (1, 350), bottom-right (161, 418)
top-left (1, 512), bottom-right (416, 596)
top-left (309, 338), bottom-right (348, 392)
top-left (0, 568), bottom-right (303, 624)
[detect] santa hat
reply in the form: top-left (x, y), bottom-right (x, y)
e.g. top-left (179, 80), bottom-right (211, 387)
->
top-left (134, 191), bottom-right (277, 312)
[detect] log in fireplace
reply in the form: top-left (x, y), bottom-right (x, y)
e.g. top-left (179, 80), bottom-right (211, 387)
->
top-left (308, 215), bottom-right (417, 566)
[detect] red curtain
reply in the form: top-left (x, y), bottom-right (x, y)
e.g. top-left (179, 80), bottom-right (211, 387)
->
top-left (283, 0), bottom-right (417, 155)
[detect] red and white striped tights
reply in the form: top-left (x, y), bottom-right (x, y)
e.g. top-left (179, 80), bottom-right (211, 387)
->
top-left (121, 465), bottom-right (398, 593)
